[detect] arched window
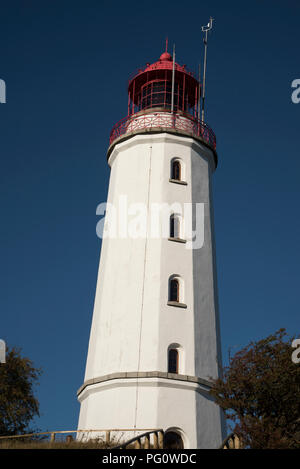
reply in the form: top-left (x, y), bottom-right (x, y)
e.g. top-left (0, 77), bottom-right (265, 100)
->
top-left (168, 349), bottom-right (179, 373)
top-left (168, 276), bottom-right (186, 307)
top-left (171, 160), bottom-right (181, 181)
top-left (164, 431), bottom-right (184, 449)
top-left (169, 278), bottom-right (179, 302)
top-left (170, 214), bottom-right (181, 239)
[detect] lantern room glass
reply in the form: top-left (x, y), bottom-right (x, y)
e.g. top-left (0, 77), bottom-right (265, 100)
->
top-left (136, 80), bottom-right (194, 114)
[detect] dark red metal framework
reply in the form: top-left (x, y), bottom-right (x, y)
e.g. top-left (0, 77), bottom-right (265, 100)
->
top-left (109, 50), bottom-right (216, 151)
top-left (109, 112), bottom-right (216, 150)
top-left (128, 51), bottom-right (199, 117)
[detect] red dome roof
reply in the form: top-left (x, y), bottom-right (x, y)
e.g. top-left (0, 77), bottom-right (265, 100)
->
top-left (159, 51), bottom-right (172, 61)
top-left (140, 51), bottom-right (188, 75)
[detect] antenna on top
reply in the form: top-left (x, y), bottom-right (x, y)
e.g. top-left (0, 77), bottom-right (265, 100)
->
top-left (201, 17), bottom-right (213, 122)
top-left (165, 37), bottom-right (168, 53)
top-left (198, 63), bottom-right (201, 121)
top-left (171, 44), bottom-right (176, 113)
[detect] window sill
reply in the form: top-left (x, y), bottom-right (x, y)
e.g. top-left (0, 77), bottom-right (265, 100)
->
top-left (169, 178), bottom-right (188, 186)
top-left (168, 237), bottom-right (186, 244)
top-left (167, 301), bottom-right (187, 309)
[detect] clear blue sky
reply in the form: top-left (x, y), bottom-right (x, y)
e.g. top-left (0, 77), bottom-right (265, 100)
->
top-left (0, 0), bottom-right (299, 432)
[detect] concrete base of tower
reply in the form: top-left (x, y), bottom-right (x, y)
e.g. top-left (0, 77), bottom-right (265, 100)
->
top-left (77, 375), bottom-right (226, 449)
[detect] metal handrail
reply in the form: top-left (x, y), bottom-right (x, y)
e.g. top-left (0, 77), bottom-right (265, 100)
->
top-left (109, 110), bottom-right (216, 150)
top-left (0, 428), bottom-right (160, 442)
top-left (220, 432), bottom-right (242, 449)
top-left (0, 429), bottom-right (240, 449)
top-left (112, 429), bottom-right (164, 450)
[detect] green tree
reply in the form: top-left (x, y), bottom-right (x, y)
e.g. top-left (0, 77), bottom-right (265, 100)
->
top-left (0, 346), bottom-right (42, 436)
top-left (210, 329), bottom-right (300, 449)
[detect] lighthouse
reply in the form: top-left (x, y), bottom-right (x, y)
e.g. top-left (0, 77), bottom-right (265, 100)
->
top-left (77, 47), bottom-right (226, 449)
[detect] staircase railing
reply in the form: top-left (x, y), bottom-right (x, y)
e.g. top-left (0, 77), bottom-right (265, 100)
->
top-left (0, 428), bottom-right (164, 449)
top-left (112, 429), bottom-right (164, 449)
top-left (220, 433), bottom-right (242, 449)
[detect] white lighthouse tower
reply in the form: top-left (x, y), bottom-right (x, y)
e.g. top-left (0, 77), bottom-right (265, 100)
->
top-left (77, 48), bottom-right (226, 449)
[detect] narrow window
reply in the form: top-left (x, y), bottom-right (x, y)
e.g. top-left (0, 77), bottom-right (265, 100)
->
top-left (172, 160), bottom-right (181, 181)
top-left (170, 214), bottom-right (180, 239)
top-left (170, 278), bottom-right (179, 302)
top-left (170, 214), bottom-right (175, 238)
top-left (168, 349), bottom-right (179, 373)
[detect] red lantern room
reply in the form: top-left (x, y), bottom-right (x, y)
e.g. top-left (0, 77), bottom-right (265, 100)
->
top-left (127, 51), bottom-right (199, 116)
top-left (109, 48), bottom-right (217, 161)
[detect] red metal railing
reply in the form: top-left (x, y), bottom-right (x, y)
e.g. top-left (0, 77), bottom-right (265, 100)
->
top-left (128, 63), bottom-right (196, 86)
top-left (109, 112), bottom-right (216, 150)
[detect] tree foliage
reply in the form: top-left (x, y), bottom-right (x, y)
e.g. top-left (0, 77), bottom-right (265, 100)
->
top-left (0, 346), bottom-right (42, 436)
top-left (210, 329), bottom-right (300, 449)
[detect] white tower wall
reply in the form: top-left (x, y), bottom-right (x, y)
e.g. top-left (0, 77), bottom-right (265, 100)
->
top-left (77, 132), bottom-right (225, 448)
